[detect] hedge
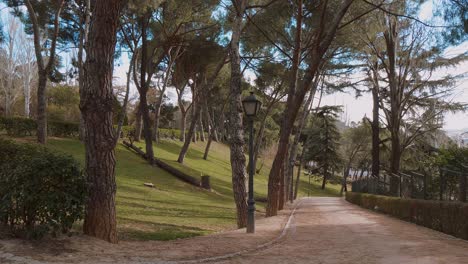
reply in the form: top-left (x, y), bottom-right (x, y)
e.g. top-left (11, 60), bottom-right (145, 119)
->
top-left (0, 138), bottom-right (87, 239)
top-left (346, 192), bottom-right (468, 240)
top-left (0, 117), bottom-right (36, 136)
top-left (0, 117), bottom-right (79, 137)
top-left (117, 125), bottom-right (184, 140)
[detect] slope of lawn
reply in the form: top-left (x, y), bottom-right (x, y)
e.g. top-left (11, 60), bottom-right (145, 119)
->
top-left (135, 140), bottom-right (342, 201)
top-left (40, 137), bottom-right (341, 241)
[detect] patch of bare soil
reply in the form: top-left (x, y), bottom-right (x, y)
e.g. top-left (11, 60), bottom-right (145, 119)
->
top-left (0, 203), bottom-right (295, 264)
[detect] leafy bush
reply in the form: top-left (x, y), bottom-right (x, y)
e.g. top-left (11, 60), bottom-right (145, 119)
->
top-left (117, 125), bottom-right (134, 139)
top-left (48, 120), bottom-right (80, 137)
top-left (116, 126), bottom-right (183, 141)
top-left (0, 138), bottom-right (87, 239)
top-left (159, 128), bottom-right (181, 140)
top-left (0, 117), bottom-right (36, 136)
top-left (0, 117), bottom-right (79, 137)
top-left (346, 192), bottom-right (468, 240)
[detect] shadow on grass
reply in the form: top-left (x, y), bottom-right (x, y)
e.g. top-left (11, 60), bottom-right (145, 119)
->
top-left (117, 195), bottom-right (234, 210)
top-left (117, 217), bottom-right (211, 241)
top-left (156, 140), bottom-right (206, 161)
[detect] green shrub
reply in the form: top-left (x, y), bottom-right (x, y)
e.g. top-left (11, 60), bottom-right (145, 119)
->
top-left (346, 192), bottom-right (468, 240)
top-left (48, 120), bottom-right (79, 137)
top-left (159, 128), bottom-right (181, 140)
top-left (0, 117), bottom-right (79, 137)
top-left (0, 117), bottom-right (36, 136)
top-left (117, 125), bottom-right (134, 139)
top-left (0, 138), bottom-right (87, 239)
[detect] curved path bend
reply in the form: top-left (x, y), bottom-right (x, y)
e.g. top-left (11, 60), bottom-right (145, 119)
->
top-left (222, 197), bottom-right (468, 264)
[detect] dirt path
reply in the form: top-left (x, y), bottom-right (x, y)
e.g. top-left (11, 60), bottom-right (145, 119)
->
top-left (2, 197), bottom-right (468, 263)
top-left (223, 197), bottom-right (468, 264)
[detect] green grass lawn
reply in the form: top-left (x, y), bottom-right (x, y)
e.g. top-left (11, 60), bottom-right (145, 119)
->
top-left (42, 137), bottom-right (341, 241)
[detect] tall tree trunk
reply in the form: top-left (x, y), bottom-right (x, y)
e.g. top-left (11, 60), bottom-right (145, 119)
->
top-left (81, 0), bottom-right (124, 243)
top-left (211, 108), bottom-right (219, 142)
top-left (278, 161), bottom-right (285, 210)
top-left (322, 166), bottom-right (328, 190)
top-left (177, 55), bottom-right (225, 163)
top-left (180, 111), bottom-right (187, 142)
top-left (218, 112), bottom-right (225, 142)
top-left (78, 0), bottom-right (91, 141)
top-left (252, 97), bottom-right (278, 172)
top-left (385, 19), bottom-right (401, 195)
top-left (229, 0), bottom-right (248, 228)
top-left (287, 89), bottom-right (316, 202)
top-left (137, 13), bottom-right (155, 164)
top-left (178, 88), bottom-right (201, 163)
top-left (266, 1), bottom-right (303, 216)
top-left (370, 65), bottom-right (380, 178)
top-left (390, 130), bottom-right (401, 193)
top-left (36, 74), bottom-right (47, 144)
top-left (114, 54), bottom-right (134, 144)
top-left (191, 100), bottom-right (197, 143)
top-left (198, 112), bottom-right (205, 142)
top-left (203, 97), bottom-right (216, 160)
top-left (294, 144), bottom-right (306, 199)
top-left (265, 0), bottom-right (353, 217)
top-left (25, 0), bottom-right (64, 144)
top-left (24, 82), bottom-right (30, 117)
top-left (23, 66), bottom-right (31, 117)
top-left (140, 93), bottom-right (154, 163)
top-left (153, 105), bottom-right (161, 142)
top-left (252, 114), bottom-right (267, 171)
top-left (341, 165), bottom-right (351, 195)
top-left (134, 105), bottom-right (142, 141)
top-left (153, 47), bottom-right (178, 142)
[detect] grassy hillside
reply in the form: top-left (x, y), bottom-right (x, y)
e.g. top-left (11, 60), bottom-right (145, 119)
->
top-left (41, 137), bottom-right (341, 241)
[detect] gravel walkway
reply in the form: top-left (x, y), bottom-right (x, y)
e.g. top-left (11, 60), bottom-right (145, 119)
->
top-left (223, 197), bottom-right (468, 264)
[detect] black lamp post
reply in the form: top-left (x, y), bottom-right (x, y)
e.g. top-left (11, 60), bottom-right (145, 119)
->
top-left (242, 91), bottom-right (262, 234)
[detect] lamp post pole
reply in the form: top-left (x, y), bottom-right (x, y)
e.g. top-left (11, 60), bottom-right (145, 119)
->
top-left (242, 91), bottom-right (261, 234)
top-left (247, 116), bottom-right (255, 233)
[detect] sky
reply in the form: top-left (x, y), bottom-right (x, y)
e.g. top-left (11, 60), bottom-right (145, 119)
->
top-left (316, 43), bottom-right (468, 131)
top-left (312, 2), bottom-right (468, 131)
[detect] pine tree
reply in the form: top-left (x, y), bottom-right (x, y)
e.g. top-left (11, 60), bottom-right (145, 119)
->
top-left (304, 106), bottom-right (342, 190)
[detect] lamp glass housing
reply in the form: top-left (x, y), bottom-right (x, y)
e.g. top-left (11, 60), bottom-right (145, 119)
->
top-left (242, 92), bottom-right (262, 117)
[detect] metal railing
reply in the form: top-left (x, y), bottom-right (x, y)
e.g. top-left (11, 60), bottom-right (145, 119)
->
top-left (351, 166), bottom-right (468, 202)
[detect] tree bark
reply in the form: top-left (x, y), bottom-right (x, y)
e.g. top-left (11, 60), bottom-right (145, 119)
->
top-left (140, 93), bottom-right (155, 163)
top-left (136, 13), bottom-right (155, 164)
top-left (178, 83), bottom-right (201, 163)
top-left (134, 105), bottom-right (142, 141)
top-left (266, 1), bottom-right (303, 216)
top-left (265, 0), bottom-right (353, 216)
top-left (229, 0), bottom-right (248, 228)
top-left (287, 88), bottom-right (316, 202)
top-left (78, 0), bottom-right (91, 141)
top-left (153, 47), bottom-right (179, 142)
top-left (198, 112), bottom-right (206, 142)
top-left (278, 160), bottom-right (286, 210)
top-left (294, 144), bottom-right (306, 199)
top-left (370, 63), bottom-right (380, 179)
top-left (153, 105), bottom-right (162, 142)
top-left (180, 111), bottom-right (187, 142)
top-left (25, 0), bottom-right (64, 144)
top-left (81, 0), bottom-right (125, 244)
top-left (36, 74), bottom-right (48, 143)
top-left (322, 165), bottom-right (328, 190)
top-left (203, 96), bottom-right (216, 160)
top-left (384, 19), bottom-right (401, 195)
